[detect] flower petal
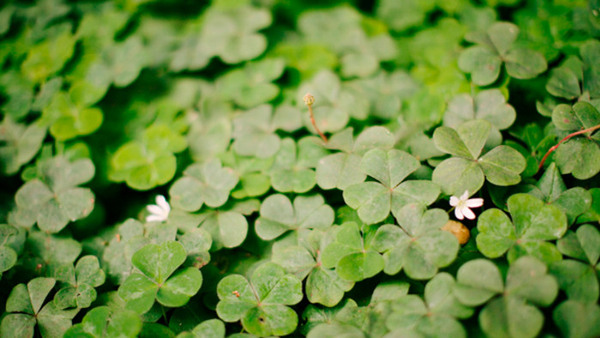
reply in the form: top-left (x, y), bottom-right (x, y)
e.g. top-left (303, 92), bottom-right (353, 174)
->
top-left (461, 207), bottom-right (476, 220)
top-left (146, 214), bottom-right (166, 222)
top-left (460, 190), bottom-right (470, 200)
top-left (454, 207), bottom-right (464, 220)
top-left (156, 195), bottom-right (170, 212)
top-left (450, 196), bottom-right (459, 207)
top-left (466, 198), bottom-right (484, 208)
top-left (147, 204), bottom-right (164, 215)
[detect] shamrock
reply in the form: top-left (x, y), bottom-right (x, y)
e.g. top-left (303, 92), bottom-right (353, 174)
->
top-left (118, 241), bottom-right (203, 314)
top-left (255, 194), bottom-right (334, 242)
top-left (550, 224), bottom-right (600, 303)
top-left (546, 40), bottom-right (600, 100)
top-left (216, 262), bottom-right (303, 337)
top-left (11, 156), bottom-right (95, 233)
top-left (343, 148), bottom-right (440, 224)
top-left (269, 137), bottom-right (328, 193)
top-left (432, 119), bottom-right (526, 197)
top-left (458, 21), bottom-right (547, 85)
top-left (0, 117), bottom-right (46, 175)
top-left (454, 257), bottom-right (558, 338)
top-left (41, 89), bottom-right (103, 141)
top-left (53, 256), bottom-right (106, 309)
top-left (0, 277), bottom-right (78, 338)
top-left (476, 193), bottom-right (567, 263)
top-left (371, 204), bottom-right (459, 280)
top-left (385, 273), bottom-right (473, 338)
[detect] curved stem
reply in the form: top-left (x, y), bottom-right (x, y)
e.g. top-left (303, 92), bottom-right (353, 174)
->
top-left (537, 124), bottom-right (600, 173)
top-left (303, 93), bottom-right (328, 143)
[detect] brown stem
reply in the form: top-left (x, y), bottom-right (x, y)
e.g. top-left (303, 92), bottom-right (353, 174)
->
top-left (537, 124), bottom-right (600, 172)
top-left (303, 93), bottom-right (328, 143)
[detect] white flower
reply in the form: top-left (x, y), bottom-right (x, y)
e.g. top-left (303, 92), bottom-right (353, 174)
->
top-left (449, 191), bottom-right (484, 220)
top-left (146, 195), bottom-right (170, 222)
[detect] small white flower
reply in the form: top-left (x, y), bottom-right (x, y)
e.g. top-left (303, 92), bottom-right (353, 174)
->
top-left (146, 195), bottom-right (170, 222)
top-left (449, 191), bottom-right (484, 220)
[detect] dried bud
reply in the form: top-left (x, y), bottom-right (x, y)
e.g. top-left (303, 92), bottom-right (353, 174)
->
top-left (442, 220), bottom-right (470, 245)
top-left (303, 93), bottom-right (315, 106)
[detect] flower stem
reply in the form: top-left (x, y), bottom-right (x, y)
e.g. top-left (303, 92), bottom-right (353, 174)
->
top-left (537, 123), bottom-right (600, 172)
top-left (303, 93), bottom-right (328, 143)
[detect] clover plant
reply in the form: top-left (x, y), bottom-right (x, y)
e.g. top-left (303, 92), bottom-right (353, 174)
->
top-left (2, 1), bottom-right (600, 337)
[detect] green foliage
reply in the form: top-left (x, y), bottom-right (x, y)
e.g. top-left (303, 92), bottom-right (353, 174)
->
top-left (1, 1), bottom-right (600, 337)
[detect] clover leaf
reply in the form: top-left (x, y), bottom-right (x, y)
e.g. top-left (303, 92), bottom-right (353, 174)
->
top-left (118, 241), bottom-right (203, 314)
top-left (272, 229), bottom-right (354, 307)
top-left (372, 204), bottom-right (459, 279)
top-left (0, 117), bottom-right (46, 175)
top-left (110, 124), bottom-right (187, 190)
top-left (169, 159), bottom-right (238, 212)
top-left (579, 188), bottom-right (600, 223)
top-left (269, 137), bottom-right (327, 193)
top-left (216, 262), bottom-right (303, 337)
top-left (550, 224), bottom-right (600, 302)
top-left (343, 148), bottom-right (440, 224)
top-left (458, 22), bottom-right (547, 85)
top-left (527, 163), bottom-right (592, 225)
top-left (41, 90), bottom-right (103, 141)
top-left (443, 89), bottom-right (516, 141)
top-left (376, 0), bottom-right (434, 32)
top-left (53, 256), bottom-right (106, 309)
top-left (552, 102), bottom-right (600, 180)
top-left (316, 126), bottom-right (395, 190)
top-left (476, 193), bottom-right (567, 263)
top-left (196, 200), bottom-right (258, 250)
top-left (553, 300), bottom-right (600, 338)
top-left (1, 277), bottom-right (78, 338)
top-left (176, 319), bottom-right (226, 338)
top-left (102, 219), bottom-right (147, 284)
top-left (231, 104), bottom-right (284, 159)
top-left (255, 194), bottom-right (334, 241)
top-left (546, 40), bottom-right (600, 100)
top-left (21, 29), bottom-right (76, 83)
top-left (454, 257), bottom-right (558, 338)
top-left (0, 223), bottom-right (25, 278)
top-left (432, 119), bottom-right (526, 197)
top-left (357, 70), bottom-right (419, 120)
top-left (320, 222), bottom-right (384, 282)
top-left (11, 156), bottom-right (95, 233)
top-left (0, 70), bottom-right (35, 119)
top-left (21, 231), bottom-right (82, 274)
top-left (301, 299), bottom-right (366, 337)
top-left (216, 58), bottom-right (285, 108)
top-left (221, 150), bottom-right (273, 199)
top-left (385, 274), bottom-right (473, 338)
top-left (64, 306), bottom-right (142, 338)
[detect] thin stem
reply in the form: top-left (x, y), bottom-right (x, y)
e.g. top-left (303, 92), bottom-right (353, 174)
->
top-left (303, 93), bottom-right (328, 143)
top-left (537, 123), bottom-right (600, 172)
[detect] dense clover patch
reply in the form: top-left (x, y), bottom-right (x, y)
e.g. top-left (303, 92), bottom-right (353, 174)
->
top-left (1, 0), bottom-right (600, 337)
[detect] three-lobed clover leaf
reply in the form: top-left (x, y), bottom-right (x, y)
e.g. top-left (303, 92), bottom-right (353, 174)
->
top-left (0, 117), bottom-right (46, 175)
top-left (552, 101), bottom-right (600, 180)
top-left (372, 204), bottom-right (459, 279)
top-left (54, 255), bottom-right (106, 309)
top-left (476, 193), bottom-right (567, 263)
top-left (432, 119), bottom-right (526, 197)
top-left (527, 163), bottom-right (592, 225)
top-left (64, 306), bottom-right (142, 338)
top-left (553, 300), bottom-right (600, 338)
top-left (343, 148), bottom-right (440, 224)
top-left (255, 193), bottom-right (334, 241)
top-left (169, 159), bottom-right (238, 212)
top-left (550, 224), bottom-right (600, 302)
top-left (11, 156), bottom-right (95, 233)
top-left (21, 29), bottom-right (76, 83)
top-left (118, 241), bottom-right (203, 314)
top-left (102, 219), bottom-right (148, 284)
top-left (443, 89), bottom-right (516, 146)
top-left (454, 257), bottom-right (558, 338)
top-left (110, 124), bottom-right (187, 190)
top-left (320, 222), bottom-right (384, 282)
top-left (216, 262), bottom-right (303, 337)
top-left (216, 58), bottom-right (285, 108)
top-left (385, 273), bottom-right (473, 338)
top-left (546, 40), bottom-right (600, 100)
top-left (195, 200), bottom-right (258, 250)
top-left (0, 277), bottom-right (78, 338)
top-left (221, 149), bottom-right (273, 199)
top-left (41, 90), bottom-right (103, 141)
top-left (21, 230), bottom-right (82, 274)
top-left (272, 229), bottom-right (354, 307)
top-left (458, 21), bottom-right (547, 85)
top-left (269, 137), bottom-right (328, 193)
top-left (316, 126), bottom-right (395, 191)
top-left (231, 104), bottom-right (299, 159)
top-left (302, 299), bottom-right (366, 337)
